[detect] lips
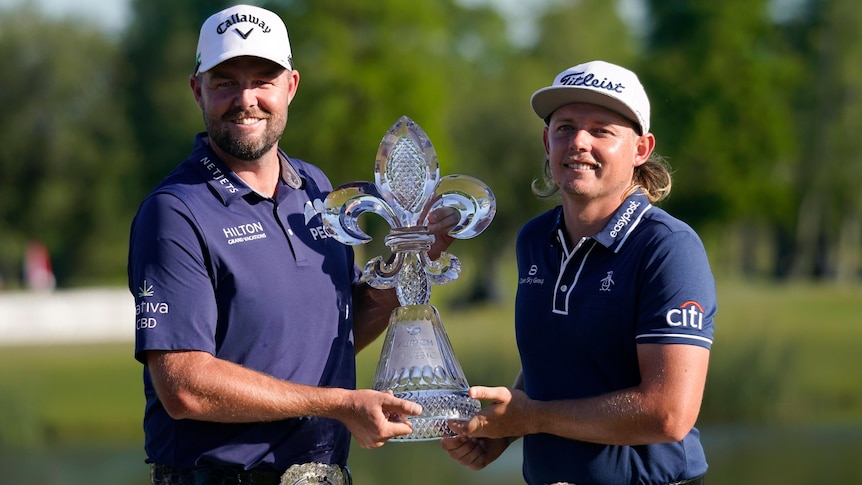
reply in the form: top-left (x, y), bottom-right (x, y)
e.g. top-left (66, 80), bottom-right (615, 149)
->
top-left (233, 117), bottom-right (262, 125)
top-left (563, 159), bottom-right (601, 170)
top-left (225, 109), bottom-right (268, 125)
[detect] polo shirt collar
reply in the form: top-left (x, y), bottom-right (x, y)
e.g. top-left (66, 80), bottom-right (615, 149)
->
top-left (278, 152), bottom-right (304, 190)
top-left (553, 189), bottom-right (652, 254)
top-left (189, 133), bottom-right (305, 206)
top-left (593, 190), bottom-right (652, 252)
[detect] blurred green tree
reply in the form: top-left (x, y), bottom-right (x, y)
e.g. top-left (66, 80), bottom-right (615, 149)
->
top-left (441, 0), bottom-right (641, 302)
top-left (121, 0), bottom-right (216, 198)
top-left (8, 0), bottom-right (855, 287)
top-left (782, 0), bottom-right (862, 280)
top-left (640, 0), bottom-right (801, 277)
top-left (0, 5), bottom-right (139, 286)
top-left (267, 0), bottom-right (459, 180)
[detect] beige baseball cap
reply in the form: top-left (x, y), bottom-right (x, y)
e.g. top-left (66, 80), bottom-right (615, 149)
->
top-left (530, 60), bottom-right (650, 134)
top-left (194, 4), bottom-right (293, 75)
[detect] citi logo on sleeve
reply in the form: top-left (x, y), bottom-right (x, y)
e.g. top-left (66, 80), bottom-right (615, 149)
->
top-left (665, 300), bottom-right (705, 330)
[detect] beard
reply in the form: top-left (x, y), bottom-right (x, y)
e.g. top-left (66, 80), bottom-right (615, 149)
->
top-left (204, 107), bottom-right (286, 161)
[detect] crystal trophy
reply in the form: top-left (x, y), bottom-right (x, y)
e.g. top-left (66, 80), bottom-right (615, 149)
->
top-left (322, 116), bottom-right (495, 440)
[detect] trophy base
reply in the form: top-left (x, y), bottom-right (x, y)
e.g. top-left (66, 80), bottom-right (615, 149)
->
top-left (390, 389), bottom-right (481, 441)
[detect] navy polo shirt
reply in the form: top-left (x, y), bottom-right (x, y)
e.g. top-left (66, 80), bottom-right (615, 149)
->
top-left (514, 190), bottom-right (716, 485)
top-left (128, 133), bottom-right (359, 470)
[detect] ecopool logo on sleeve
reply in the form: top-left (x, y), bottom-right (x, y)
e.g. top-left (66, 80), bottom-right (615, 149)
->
top-left (665, 300), bottom-right (705, 330)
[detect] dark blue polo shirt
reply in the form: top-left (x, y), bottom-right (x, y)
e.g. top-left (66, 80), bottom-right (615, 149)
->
top-left (514, 190), bottom-right (716, 485)
top-left (128, 133), bottom-right (359, 471)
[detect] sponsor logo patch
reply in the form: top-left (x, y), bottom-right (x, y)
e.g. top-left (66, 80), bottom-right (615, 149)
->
top-left (222, 221), bottom-right (267, 245)
top-left (609, 200), bottom-right (641, 238)
top-left (600, 271), bottom-right (615, 292)
top-left (665, 300), bottom-right (705, 330)
top-left (519, 264), bottom-right (545, 285)
top-left (135, 280), bottom-right (167, 330)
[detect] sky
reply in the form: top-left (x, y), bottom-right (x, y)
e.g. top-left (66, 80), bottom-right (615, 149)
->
top-left (0, 0), bottom-right (645, 46)
top-left (0, 0), bottom-right (553, 44)
top-left (0, 0), bottom-right (554, 33)
top-left (0, 0), bottom-right (808, 44)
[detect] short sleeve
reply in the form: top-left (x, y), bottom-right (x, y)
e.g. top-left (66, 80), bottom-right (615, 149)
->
top-left (635, 230), bottom-right (716, 349)
top-left (129, 192), bottom-right (218, 363)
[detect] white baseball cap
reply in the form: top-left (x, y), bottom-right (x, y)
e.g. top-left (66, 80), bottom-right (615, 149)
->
top-left (194, 4), bottom-right (293, 75)
top-left (530, 60), bottom-right (650, 134)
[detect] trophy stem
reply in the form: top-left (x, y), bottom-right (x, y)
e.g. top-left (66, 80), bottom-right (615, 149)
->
top-left (372, 304), bottom-right (480, 441)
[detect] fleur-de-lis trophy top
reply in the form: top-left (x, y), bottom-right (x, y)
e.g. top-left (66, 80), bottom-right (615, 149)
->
top-left (322, 116), bottom-right (496, 441)
top-left (323, 116), bottom-right (495, 306)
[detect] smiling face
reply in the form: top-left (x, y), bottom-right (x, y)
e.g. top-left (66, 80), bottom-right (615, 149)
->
top-left (544, 102), bottom-right (654, 209)
top-left (190, 56), bottom-right (300, 166)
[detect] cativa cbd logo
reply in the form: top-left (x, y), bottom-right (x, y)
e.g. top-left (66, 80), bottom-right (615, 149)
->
top-left (665, 300), bottom-right (704, 330)
top-left (136, 279), bottom-right (168, 330)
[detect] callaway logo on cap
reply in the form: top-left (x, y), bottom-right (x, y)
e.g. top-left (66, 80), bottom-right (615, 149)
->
top-left (530, 60), bottom-right (651, 134)
top-left (194, 4), bottom-right (293, 75)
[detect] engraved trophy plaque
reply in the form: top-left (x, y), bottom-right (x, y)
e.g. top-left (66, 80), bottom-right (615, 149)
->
top-left (322, 116), bottom-right (495, 440)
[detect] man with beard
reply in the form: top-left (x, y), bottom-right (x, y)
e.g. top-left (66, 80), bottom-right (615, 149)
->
top-left (128, 5), bottom-right (458, 484)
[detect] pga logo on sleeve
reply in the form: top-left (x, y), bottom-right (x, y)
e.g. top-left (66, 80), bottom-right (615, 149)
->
top-left (665, 300), bottom-right (705, 330)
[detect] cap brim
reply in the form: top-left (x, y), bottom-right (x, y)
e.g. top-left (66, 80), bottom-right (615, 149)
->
top-left (197, 51), bottom-right (292, 74)
top-left (530, 86), bottom-right (641, 132)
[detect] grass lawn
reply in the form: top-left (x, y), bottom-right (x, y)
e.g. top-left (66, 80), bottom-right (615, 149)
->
top-left (1, 279), bottom-right (861, 444)
top-left (703, 280), bottom-right (862, 424)
top-left (0, 343), bottom-right (141, 445)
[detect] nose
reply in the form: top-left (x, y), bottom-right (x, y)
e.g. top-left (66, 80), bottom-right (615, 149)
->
top-left (235, 83), bottom-right (258, 110)
top-left (571, 129), bottom-right (591, 152)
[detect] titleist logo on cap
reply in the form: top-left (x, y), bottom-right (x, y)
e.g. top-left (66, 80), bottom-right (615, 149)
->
top-left (215, 12), bottom-right (273, 35)
top-left (558, 71), bottom-right (626, 95)
top-left (530, 60), bottom-right (650, 132)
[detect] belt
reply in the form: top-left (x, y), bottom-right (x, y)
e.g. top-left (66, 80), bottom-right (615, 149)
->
top-left (280, 462), bottom-right (352, 485)
top-left (151, 462), bottom-right (352, 485)
top-left (547, 476), bottom-right (704, 485)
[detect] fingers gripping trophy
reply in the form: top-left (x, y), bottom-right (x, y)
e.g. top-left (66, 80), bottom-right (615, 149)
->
top-left (322, 116), bottom-right (496, 441)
